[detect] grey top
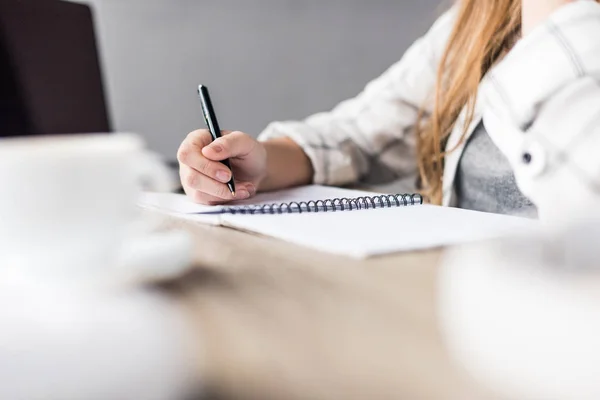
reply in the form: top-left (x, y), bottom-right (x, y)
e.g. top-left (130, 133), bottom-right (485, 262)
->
top-left (455, 122), bottom-right (538, 218)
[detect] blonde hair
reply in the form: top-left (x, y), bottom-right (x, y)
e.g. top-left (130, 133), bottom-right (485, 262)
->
top-left (416, 0), bottom-right (522, 204)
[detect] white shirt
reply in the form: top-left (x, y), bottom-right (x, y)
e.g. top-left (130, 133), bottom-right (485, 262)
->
top-left (259, 0), bottom-right (600, 224)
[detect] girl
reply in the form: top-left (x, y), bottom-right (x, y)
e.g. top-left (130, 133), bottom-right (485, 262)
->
top-left (177, 0), bottom-right (600, 221)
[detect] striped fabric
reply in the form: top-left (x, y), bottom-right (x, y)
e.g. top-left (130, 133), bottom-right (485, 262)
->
top-left (259, 0), bottom-right (600, 223)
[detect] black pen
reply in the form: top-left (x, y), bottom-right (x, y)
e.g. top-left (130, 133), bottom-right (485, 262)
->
top-left (197, 85), bottom-right (236, 197)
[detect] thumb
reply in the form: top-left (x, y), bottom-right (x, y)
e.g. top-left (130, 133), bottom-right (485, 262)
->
top-left (202, 131), bottom-right (256, 161)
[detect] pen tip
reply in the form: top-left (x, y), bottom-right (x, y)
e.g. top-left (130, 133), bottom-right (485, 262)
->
top-left (231, 191), bottom-right (236, 197)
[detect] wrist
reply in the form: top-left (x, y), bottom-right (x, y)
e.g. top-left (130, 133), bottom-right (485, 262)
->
top-left (254, 141), bottom-right (270, 192)
top-left (256, 139), bottom-right (284, 192)
top-left (258, 138), bottom-right (313, 192)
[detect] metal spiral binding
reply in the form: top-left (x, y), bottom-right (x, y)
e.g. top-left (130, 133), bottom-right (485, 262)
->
top-left (223, 193), bottom-right (423, 215)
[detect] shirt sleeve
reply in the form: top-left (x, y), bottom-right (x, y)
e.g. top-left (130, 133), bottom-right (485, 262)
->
top-left (258, 7), bottom-right (457, 186)
top-left (482, 0), bottom-right (600, 223)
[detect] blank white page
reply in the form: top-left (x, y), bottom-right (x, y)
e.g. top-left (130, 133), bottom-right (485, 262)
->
top-left (138, 186), bottom-right (381, 215)
top-left (138, 187), bottom-right (538, 258)
top-left (138, 191), bottom-right (213, 214)
top-left (137, 186), bottom-right (384, 226)
top-left (221, 205), bottom-right (539, 258)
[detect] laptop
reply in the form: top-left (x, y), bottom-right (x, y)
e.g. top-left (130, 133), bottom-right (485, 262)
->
top-left (0, 0), bottom-right (111, 137)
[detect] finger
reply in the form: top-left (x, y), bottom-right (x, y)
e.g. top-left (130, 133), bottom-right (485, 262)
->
top-left (181, 169), bottom-right (255, 205)
top-left (184, 129), bottom-right (232, 148)
top-left (183, 185), bottom-right (224, 206)
top-left (177, 145), bottom-right (233, 184)
top-left (241, 181), bottom-right (257, 198)
top-left (187, 182), bottom-right (256, 205)
top-left (186, 189), bottom-right (233, 206)
top-left (202, 131), bottom-right (257, 161)
top-left (182, 165), bottom-right (253, 201)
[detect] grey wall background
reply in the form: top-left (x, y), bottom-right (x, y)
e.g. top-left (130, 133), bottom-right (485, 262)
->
top-left (69, 0), bottom-right (444, 160)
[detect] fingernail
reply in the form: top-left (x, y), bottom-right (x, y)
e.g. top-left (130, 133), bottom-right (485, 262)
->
top-left (216, 170), bottom-right (231, 183)
top-left (247, 184), bottom-right (257, 196)
top-left (210, 144), bottom-right (223, 153)
top-left (238, 189), bottom-right (250, 199)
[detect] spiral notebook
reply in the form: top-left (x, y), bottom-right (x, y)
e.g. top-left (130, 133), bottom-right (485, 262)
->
top-left (195, 192), bottom-right (423, 215)
top-left (139, 185), bottom-right (538, 258)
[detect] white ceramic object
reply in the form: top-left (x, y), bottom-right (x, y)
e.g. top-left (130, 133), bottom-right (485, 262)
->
top-left (117, 230), bottom-right (194, 283)
top-left (0, 285), bottom-right (196, 400)
top-left (0, 134), bottom-right (198, 399)
top-left (0, 133), bottom-right (174, 285)
top-left (439, 223), bottom-right (600, 400)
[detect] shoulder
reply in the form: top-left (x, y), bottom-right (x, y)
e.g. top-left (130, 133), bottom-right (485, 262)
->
top-left (420, 6), bottom-right (459, 57)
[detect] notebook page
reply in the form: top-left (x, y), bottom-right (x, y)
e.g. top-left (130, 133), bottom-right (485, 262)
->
top-left (229, 185), bottom-right (380, 207)
top-left (137, 191), bottom-right (222, 225)
top-left (221, 205), bottom-right (539, 258)
top-left (138, 192), bottom-right (214, 214)
top-left (138, 185), bottom-right (382, 215)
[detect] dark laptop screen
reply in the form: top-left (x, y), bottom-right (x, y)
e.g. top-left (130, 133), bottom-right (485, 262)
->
top-left (0, 0), bottom-right (111, 137)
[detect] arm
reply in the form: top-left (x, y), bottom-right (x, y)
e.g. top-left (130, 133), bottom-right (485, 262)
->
top-left (179, 7), bottom-right (458, 204)
top-left (482, 0), bottom-right (600, 222)
top-left (259, 137), bottom-right (314, 192)
top-left (258, 8), bottom-right (458, 188)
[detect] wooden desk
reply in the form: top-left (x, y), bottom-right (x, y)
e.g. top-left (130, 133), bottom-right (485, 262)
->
top-left (154, 214), bottom-right (497, 400)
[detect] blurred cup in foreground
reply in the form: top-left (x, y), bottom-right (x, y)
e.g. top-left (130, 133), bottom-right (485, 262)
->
top-left (439, 220), bottom-right (600, 400)
top-left (0, 133), bottom-right (171, 285)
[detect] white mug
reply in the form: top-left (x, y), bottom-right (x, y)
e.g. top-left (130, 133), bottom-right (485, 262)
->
top-left (440, 221), bottom-right (600, 400)
top-left (0, 133), bottom-right (173, 285)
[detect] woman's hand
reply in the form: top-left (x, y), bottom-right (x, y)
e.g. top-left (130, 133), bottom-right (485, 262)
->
top-left (177, 130), bottom-right (267, 205)
top-left (522, 0), bottom-right (575, 36)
